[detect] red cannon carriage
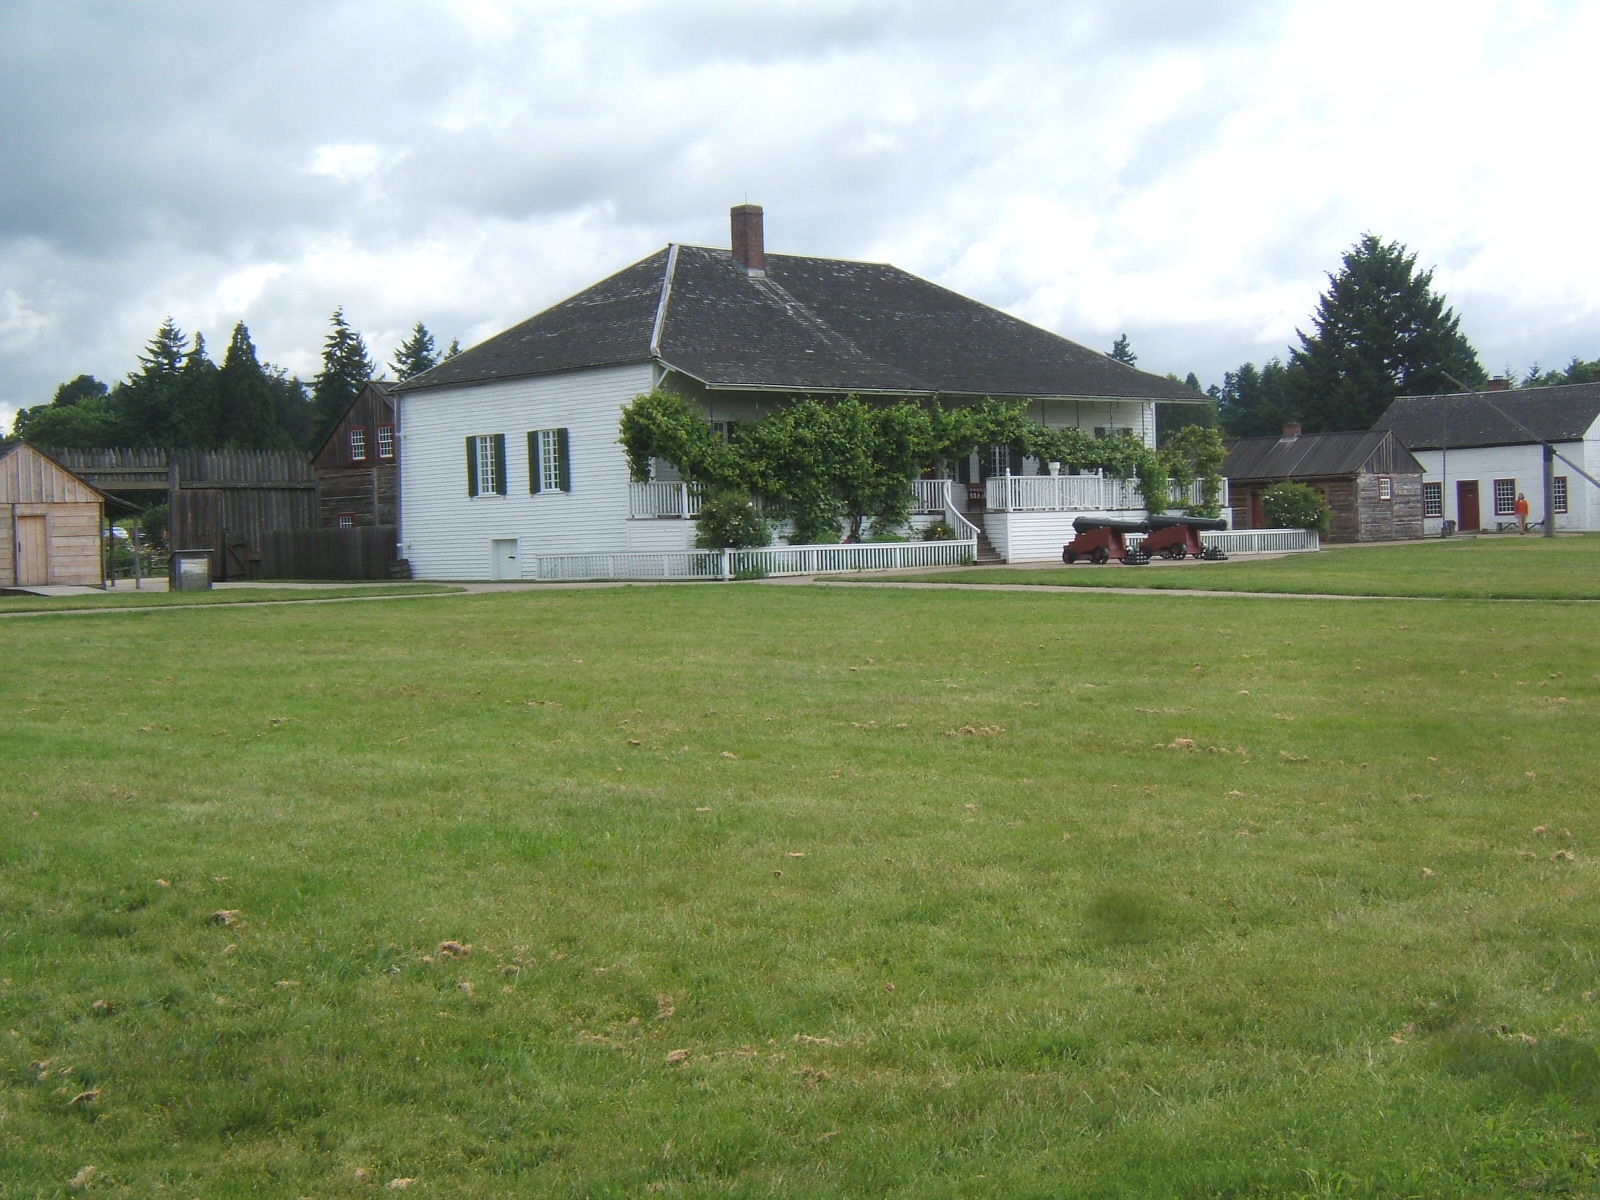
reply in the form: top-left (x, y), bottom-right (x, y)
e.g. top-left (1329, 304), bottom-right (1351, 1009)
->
top-left (1139, 514), bottom-right (1230, 561)
top-left (1062, 518), bottom-right (1150, 565)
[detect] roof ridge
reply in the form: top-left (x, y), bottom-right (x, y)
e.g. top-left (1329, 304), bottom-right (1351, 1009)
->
top-left (649, 243), bottom-right (679, 360)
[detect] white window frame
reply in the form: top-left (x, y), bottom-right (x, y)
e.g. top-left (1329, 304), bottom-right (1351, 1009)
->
top-left (349, 428), bottom-right (367, 462)
top-left (1422, 481), bottom-right (1443, 518)
top-left (1554, 476), bottom-right (1569, 515)
top-left (1493, 478), bottom-right (1517, 516)
top-left (1377, 475), bottom-right (1393, 501)
top-left (376, 425), bottom-right (394, 459)
top-left (537, 429), bottom-right (563, 492)
top-left (476, 434), bottom-right (500, 496)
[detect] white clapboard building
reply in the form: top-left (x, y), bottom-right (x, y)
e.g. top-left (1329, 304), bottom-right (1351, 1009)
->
top-left (393, 206), bottom-right (1211, 579)
top-left (1376, 382), bottom-right (1600, 534)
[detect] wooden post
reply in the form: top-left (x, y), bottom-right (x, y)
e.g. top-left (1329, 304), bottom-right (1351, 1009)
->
top-left (1543, 442), bottom-right (1556, 538)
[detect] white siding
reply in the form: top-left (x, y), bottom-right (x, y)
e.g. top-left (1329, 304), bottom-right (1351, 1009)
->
top-left (1411, 440), bottom-right (1596, 533)
top-left (398, 363), bottom-right (656, 579)
top-left (985, 510), bottom-right (1148, 562)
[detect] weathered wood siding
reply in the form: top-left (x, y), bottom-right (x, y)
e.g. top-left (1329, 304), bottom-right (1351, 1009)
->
top-left (317, 466), bottom-right (398, 527)
top-left (398, 363), bottom-right (656, 580)
top-left (258, 525), bottom-right (397, 579)
top-left (1, 445), bottom-right (106, 587)
top-left (311, 383), bottom-right (396, 472)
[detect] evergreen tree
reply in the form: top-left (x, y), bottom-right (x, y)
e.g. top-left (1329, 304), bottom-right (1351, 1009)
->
top-left (442, 338), bottom-right (461, 361)
top-left (1108, 334), bottom-right (1137, 365)
top-left (171, 333), bottom-right (221, 447)
top-left (1217, 359), bottom-right (1296, 438)
top-left (218, 322), bottom-right (291, 449)
top-left (391, 322), bottom-right (439, 380)
top-left (114, 317), bottom-right (189, 446)
top-left (311, 308), bottom-right (374, 441)
top-left (1288, 235), bottom-right (1483, 432)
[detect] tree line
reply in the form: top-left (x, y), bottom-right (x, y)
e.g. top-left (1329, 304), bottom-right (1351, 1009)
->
top-left (1136, 234), bottom-right (1596, 442)
top-left (8, 312), bottom-right (457, 452)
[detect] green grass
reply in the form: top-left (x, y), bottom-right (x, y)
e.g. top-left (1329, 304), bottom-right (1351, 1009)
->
top-left (876, 533), bottom-right (1600, 600)
top-left (0, 583), bottom-right (461, 613)
top-left (4, 584), bottom-right (1600, 1197)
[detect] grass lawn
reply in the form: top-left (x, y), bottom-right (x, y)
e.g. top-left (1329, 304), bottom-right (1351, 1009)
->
top-left (874, 533), bottom-right (1600, 600)
top-left (3, 583), bottom-right (1599, 1197)
top-left (0, 583), bottom-right (461, 614)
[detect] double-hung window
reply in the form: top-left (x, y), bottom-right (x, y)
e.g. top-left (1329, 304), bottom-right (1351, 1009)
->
top-left (1422, 481), bottom-right (1443, 518)
top-left (1554, 476), bottom-right (1569, 514)
top-left (376, 425), bottom-right (394, 459)
top-left (466, 434), bottom-right (507, 497)
top-left (1494, 478), bottom-right (1517, 516)
top-left (529, 428), bottom-right (572, 493)
top-left (1377, 475), bottom-right (1393, 501)
top-left (349, 428), bottom-right (367, 462)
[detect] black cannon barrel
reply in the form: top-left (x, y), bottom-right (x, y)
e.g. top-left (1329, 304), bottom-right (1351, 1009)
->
top-left (1146, 514), bottom-right (1228, 531)
top-left (1072, 517), bottom-right (1150, 534)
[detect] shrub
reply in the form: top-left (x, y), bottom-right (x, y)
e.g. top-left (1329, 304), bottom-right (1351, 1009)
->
top-left (1262, 481), bottom-right (1330, 533)
top-left (922, 521), bottom-right (957, 542)
top-left (693, 490), bottom-right (771, 549)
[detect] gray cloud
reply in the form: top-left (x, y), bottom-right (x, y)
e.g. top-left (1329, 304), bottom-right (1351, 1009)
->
top-left (3, 0), bottom-right (1597, 428)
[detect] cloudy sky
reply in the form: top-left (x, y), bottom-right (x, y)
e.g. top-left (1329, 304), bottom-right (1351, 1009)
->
top-left (3, 0), bottom-right (1597, 430)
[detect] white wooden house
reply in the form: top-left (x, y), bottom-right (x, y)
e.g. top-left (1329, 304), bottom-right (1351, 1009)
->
top-left (1376, 382), bottom-right (1600, 533)
top-left (394, 206), bottom-right (1213, 579)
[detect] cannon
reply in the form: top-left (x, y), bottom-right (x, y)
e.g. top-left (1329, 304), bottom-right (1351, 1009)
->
top-left (1063, 518), bottom-right (1150, 565)
top-left (1140, 514), bottom-right (1229, 561)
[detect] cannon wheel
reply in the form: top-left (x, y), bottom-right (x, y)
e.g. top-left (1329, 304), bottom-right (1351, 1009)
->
top-left (1168, 545), bottom-right (1187, 560)
top-left (1090, 547), bottom-right (1110, 565)
top-left (1063, 549), bottom-right (1077, 564)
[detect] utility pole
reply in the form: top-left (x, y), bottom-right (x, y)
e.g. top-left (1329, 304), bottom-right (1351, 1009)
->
top-left (1543, 442), bottom-right (1556, 538)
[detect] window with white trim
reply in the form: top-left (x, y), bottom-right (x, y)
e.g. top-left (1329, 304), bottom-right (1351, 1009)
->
top-left (1422, 481), bottom-right (1443, 518)
top-left (528, 428), bottom-right (571, 494)
top-left (711, 420), bottom-right (739, 443)
top-left (466, 433), bottom-right (506, 497)
top-left (1554, 476), bottom-right (1569, 514)
top-left (1377, 475), bottom-right (1393, 501)
top-left (376, 425), bottom-right (394, 459)
top-left (337, 512), bottom-right (356, 529)
top-left (1494, 478), bottom-right (1517, 516)
top-left (349, 428), bottom-right (367, 461)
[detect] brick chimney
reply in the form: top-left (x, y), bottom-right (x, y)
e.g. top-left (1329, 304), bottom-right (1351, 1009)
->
top-left (1282, 422), bottom-right (1302, 439)
top-left (1486, 376), bottom-right (1512, 391)
top-left (730, 204), bottom-right (765, 275)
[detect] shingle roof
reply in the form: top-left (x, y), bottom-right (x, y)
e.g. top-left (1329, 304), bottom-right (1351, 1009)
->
top-left (1375, 383), bottom-right (1600, 450)
top-left (400, 244), bottom-right (1201, 402)
top-left (1221, 429), bottom-right (1417, 482)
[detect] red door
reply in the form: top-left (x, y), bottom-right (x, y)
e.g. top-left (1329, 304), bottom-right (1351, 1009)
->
top-left (1248, 490), bottom-right (1264, 529)
top-left (1456, 480), bottom-right (1480, 531)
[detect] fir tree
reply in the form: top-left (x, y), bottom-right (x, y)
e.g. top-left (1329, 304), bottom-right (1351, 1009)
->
top-left (115, 317), bottom-right (190, 445)
top-left (1108, 334), bottom-right (1137, 365)
top-left (1288, 235), bottom-right (1483, 432)
top-left (311, 308), bottom-right (374, 441)
top-left (391, 322), bottom-right (439, 381)
top-left (218, 323), bottom-right (290, 449)
top-left (172, 333), bottom-right (222, 447)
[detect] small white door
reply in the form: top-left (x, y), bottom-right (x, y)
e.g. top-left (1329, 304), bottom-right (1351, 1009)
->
top-left (491, 538), bottom-right (519, 580)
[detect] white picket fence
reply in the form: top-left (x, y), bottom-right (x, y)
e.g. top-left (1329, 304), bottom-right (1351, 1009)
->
top-left (628, 481), bottom-right (702, 518)
top-left (1125, 528), bottom-right (1320, 555)
top-left (532, 537), bottom-right (977, 581)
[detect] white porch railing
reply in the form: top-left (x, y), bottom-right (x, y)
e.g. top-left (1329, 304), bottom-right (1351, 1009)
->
top-left (1125, 527), bottom-right (1320, 555)
top-left (628, 481), bottom-right (701, 518)
top-left (985, 472), bottom-right (1229, 513)
top-left (910, 478), bottom-right (948, 514)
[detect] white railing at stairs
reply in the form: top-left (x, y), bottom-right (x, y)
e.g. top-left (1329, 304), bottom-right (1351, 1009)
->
top-left (984, 473), bottom-right (1230, 513)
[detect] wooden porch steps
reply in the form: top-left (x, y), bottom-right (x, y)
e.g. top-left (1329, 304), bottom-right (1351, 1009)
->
top-left (973, 526), bottom-right (1004, 564)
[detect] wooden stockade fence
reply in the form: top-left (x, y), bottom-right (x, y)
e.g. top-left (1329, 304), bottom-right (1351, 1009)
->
top-left (50, 449), bottom-right (393, 580)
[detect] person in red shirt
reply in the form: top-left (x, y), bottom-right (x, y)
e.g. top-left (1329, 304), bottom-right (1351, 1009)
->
top-left (1514, 492), bottom-right (1530, 533)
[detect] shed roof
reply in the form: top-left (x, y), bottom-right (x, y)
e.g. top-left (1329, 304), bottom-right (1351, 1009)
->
top-left (1375, 382), bottom-right (1600, 450)
top-left (1221, 429), bottom-right (1417, 483)
top-left (399, 244), bottom-right (1202, 402)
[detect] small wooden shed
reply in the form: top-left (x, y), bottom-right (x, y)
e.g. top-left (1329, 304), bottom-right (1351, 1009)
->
top-left (1, 441), bottom-right (109, 588)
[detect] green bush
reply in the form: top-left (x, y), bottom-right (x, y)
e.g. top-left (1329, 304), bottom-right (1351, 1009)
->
top-left (922, 521), bottom-right (957, 542)
top-left (1262, 481), bottom-right (1330, 533)
top-left (694, 490), bottom-right (771, 549)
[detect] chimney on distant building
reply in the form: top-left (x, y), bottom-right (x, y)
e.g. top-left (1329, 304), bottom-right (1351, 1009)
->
top-left (1486, 376), bottom-right (1512, 391)
top-left (1282, 422), bottom-right (1302, 439)
top-left (730, 204), bottom-right (766, 275)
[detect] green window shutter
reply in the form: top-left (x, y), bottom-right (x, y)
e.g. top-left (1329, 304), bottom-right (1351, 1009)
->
top-left (528, 431), bottom-right (541, 493)
top-left (492, 434), bottom-right (507, 495)
top-left (557, 428), bottom-right (571, 492)
top-left (466, 437), bottom-right (479, 497)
